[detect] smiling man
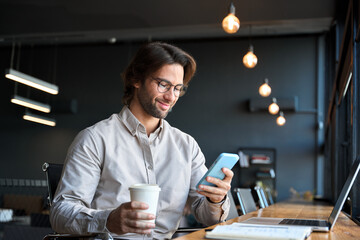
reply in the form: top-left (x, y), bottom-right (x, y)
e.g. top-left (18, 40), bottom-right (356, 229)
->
top-left (50, 42), bottom-right (233, 239)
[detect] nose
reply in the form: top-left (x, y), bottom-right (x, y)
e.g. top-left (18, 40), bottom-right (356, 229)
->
top-left (163, 86), bottom-right (177, 101)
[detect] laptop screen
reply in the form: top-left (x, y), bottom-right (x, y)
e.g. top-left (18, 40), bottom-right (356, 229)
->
top-left (328, 157), bottom-right (360, 228)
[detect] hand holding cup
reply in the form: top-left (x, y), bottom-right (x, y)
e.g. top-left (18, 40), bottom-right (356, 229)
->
top-left (106, 184), bottom-right (161, 235)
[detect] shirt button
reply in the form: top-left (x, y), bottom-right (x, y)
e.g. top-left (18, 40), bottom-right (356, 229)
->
top-left (147, 165), bottom-right (153, 170)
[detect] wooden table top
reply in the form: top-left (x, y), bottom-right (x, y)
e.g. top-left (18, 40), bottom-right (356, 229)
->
top-left (173, 201), bottom-right (360, 240)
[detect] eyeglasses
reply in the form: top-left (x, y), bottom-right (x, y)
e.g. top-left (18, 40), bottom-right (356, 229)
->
top-left (151, 77), bottom-right (187, 97)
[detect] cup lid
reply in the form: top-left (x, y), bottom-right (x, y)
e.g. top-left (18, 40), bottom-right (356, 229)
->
top-left (129, 183), bottom-right (161, 191)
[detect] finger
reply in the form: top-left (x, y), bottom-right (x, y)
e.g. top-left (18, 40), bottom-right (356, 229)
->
top-left (222, 168), bottom-right (234, 182)
top-left (197, 190), bottom-right (226, 203)
top-left (122, 212), bottom-right (156, 235)
top-left (126, 217), bottom-right (156, 229)
top-left (123, 219), bottom-right (155, 235)
top-left (204, 176), bottom-right (231, 191)
top-left (127, 210), bottom-right (156, 221)
top-left (129, 201), bottom-right (150, 210)
top-left (198, 184), bottom-right (228, 195)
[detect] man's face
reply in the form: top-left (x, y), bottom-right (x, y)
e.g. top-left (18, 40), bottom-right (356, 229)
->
top-left (136, 63), bottom-right (184, 119)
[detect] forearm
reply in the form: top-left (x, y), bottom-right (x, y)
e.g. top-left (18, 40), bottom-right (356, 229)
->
top-left (50, 200), bottom-right (113, 234)
top-left (191, 194), bottom-right (230, 226)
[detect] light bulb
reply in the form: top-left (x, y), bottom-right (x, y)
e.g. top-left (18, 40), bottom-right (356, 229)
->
top-left (243, 45), bottom-right (258, 68)
top-left (277, 112), bottom-right (286, 126)
top-left (259, 78), bottom-right (271, 97)
top-left (268, 98), bottom-right (279, 115)
top-left (222, 3), bottom-right (240, 34)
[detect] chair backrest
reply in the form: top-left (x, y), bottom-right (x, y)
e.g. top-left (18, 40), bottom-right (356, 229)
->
top-left (41, 163), bottom-right (113, 240)
top-left (227, 192), bottom-right (240, 220)
top-left (265, 187), bottom-right (274, 205)
top-left (254, 186), bottom-right (269, 208)
top-left (234, 188), bottom-right (257, 215)
top-left (42, 162), bottom-right (64, 206)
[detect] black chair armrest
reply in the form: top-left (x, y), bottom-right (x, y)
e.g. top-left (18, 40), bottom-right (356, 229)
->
top-left (43, 232), bottom-right (112, 240)
top-left (175, 227), bottom-right (204, 232)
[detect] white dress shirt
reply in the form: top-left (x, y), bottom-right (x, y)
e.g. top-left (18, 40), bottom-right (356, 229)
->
top-left (50, 106), bottom-right (229, 239)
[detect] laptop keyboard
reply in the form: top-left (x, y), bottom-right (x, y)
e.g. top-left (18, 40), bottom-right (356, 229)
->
top-left (279, 218), bottom-right (328, 227)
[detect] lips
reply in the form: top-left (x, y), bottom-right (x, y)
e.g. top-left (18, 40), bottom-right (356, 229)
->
top-left (157, 100), bottom-right (171, 110)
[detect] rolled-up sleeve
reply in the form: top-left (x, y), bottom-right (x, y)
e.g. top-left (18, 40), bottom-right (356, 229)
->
top-left (186, 137), bottom-right (230, 226)
top-left (50, 129), bottom-right (111, 234)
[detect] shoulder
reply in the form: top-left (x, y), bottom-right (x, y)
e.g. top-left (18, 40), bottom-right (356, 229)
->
top-left (73, 114), bottom-right (120, 144)
top-left (84, 114), bottom-right (120, 135)
top-left (162, 120), bottom-right (198, 146)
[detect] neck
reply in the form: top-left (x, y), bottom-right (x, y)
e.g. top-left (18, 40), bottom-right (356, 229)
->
top-left (128, 100), bottom-right (160, 136)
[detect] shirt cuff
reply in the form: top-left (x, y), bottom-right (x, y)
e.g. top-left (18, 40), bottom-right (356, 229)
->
top-left (206, 194), bottom-right (227, 204)
top-left (87, 209), bottom-right (114, 233)
top-left (205, 195), bottom-right (229, 222)
top-left (219, 196), bottom-right (230, 222)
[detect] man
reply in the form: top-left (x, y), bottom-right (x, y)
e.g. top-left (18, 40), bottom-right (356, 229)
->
top-left (50, 42), bottom-right (234, 239)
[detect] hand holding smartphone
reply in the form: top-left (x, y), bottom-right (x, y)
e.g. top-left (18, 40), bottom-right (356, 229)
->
top-left (196, 153), bottom-right (239, 190)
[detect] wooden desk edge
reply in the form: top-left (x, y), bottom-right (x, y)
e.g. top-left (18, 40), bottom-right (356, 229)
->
top-left (173, 202), bottom-right (360, 240)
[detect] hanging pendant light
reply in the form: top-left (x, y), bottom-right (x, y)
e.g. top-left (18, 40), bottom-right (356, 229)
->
top-left (243, 44), bottom-right (258, 68)
top-left (222, 2), bottom-right (240, 34)
top-left (11, 95), bottom-right (51, 113)
top-left (276, 111), bottom-right (286, 126)
top-left (268, 98), bottom-right (279, 115)
top-left (5, 68), bottom-right (59, 95)
top-left (259, 78), bottom-right (271, 97)
top-left (23, 111), bottom-right (56, 127)
top-left (243, 26), bottom-right (257, 68)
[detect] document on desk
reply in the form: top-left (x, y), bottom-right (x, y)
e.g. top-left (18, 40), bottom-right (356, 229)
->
top-left (205, 222), bottom-right (312, 240)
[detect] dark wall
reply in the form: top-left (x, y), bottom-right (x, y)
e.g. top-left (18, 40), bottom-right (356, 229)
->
top-left (0, 35), bottom-right (320, 201)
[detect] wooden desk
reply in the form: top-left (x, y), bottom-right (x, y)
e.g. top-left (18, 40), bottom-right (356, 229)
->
top-left (174, 201), bottom-right (360, 240)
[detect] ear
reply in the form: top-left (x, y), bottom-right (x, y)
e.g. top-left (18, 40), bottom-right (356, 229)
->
top-left (133, 79), bottom-right (141, 89)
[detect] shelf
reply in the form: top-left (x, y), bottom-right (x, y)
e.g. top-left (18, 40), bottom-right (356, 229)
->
top-left (237, 147), bottom-right (277, 202)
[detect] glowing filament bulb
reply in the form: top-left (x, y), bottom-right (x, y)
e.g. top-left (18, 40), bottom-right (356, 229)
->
top-left (268, 98), bottom-right (279, 115)
top-left (277, 112), bottom-right (286, 126)
top-left (243, 45), bottom-right (258, 68)
top-left (222, 3), bottom-right (240, 34)
top-left (259, 78), bottom-right (271, 97)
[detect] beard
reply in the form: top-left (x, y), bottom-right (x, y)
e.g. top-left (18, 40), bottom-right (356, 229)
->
top-left (137, 86), bottom-right (172, 119)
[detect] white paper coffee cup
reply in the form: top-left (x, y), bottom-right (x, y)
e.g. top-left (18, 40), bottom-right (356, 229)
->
top-left (129, 184), bottom-right (161, 223)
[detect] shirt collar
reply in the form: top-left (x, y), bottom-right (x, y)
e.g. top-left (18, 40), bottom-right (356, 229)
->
top-left (119, 106), bottom-right (164, 139)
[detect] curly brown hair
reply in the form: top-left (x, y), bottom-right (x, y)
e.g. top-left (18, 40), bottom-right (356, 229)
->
top-left (121, 42), bottom-right (196, 106)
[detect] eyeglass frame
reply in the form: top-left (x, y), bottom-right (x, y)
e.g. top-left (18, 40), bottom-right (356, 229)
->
top-left (151, 77), bottom-right (187, 97)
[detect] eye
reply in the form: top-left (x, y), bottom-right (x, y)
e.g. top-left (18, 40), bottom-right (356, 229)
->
top-left (159, 81), bottom-right (169, 89)
top-left (160, 81), bottom-right (167, 87)
top-left (174, 85), bottom-right (183, 92)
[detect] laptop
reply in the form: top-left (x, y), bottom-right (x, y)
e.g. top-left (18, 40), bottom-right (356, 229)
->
top-left (240, 156), bottom-right (360, 232)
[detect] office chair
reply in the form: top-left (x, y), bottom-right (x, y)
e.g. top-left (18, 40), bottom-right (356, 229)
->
top-left (42, 163), bottom-right (204, 239)
top-left (42, 162), bottom-right (112, 240)
top-left (254, 186), bottom-right (269, 208)
top-left (227, 192), bottom-right (240, 220)
top-left (233, 188), bottom-right (257, 215)
top-left (265, 187), bottom-right (274, 205)
top-left (42, 163), bottom-right (63, 207)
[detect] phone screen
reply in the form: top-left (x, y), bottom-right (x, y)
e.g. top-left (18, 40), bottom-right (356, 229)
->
top-left (196, 153), bottom-right (239, 190)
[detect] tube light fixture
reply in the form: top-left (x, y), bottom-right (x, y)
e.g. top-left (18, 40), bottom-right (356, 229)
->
top-left (23, 112), bottom-right (56, 127)
top-left (5, 68), bottom-right (59, 95)
top-left (11, 95), bottom-right (51, 113)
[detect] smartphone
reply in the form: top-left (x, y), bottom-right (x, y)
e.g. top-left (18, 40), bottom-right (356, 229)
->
top-left (196, 153), bottom-right (239, 190)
